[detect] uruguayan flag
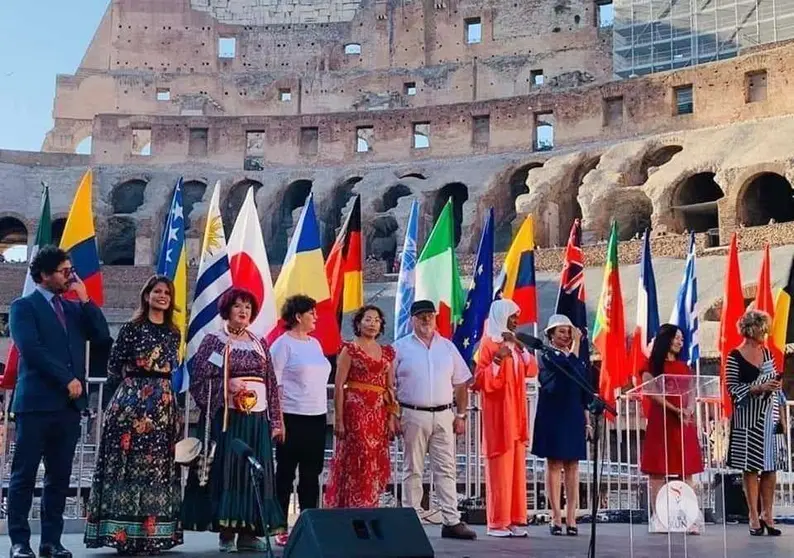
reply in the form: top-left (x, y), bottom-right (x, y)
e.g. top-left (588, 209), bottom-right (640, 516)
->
top-left (184, 180), bottom-right (233, 392)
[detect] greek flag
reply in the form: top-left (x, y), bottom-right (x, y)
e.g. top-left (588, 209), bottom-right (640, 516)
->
top-left (184, 181), bottom-right (233, 392)
top-left (394, 200), bottom-right (419, 339)
top-left (670, 232), bottom-right (699, 369)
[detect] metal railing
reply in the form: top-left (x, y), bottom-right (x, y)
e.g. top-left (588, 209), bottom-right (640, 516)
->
top-left (0, 377), bottom-right (792, 525)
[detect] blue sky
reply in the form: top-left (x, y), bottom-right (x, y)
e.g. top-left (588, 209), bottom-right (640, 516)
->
top-left (0, 1), bottom-right (109, 152)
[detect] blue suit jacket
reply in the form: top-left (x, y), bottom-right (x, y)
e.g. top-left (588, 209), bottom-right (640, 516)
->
top-left (9, 289), bottom-right (111, 414)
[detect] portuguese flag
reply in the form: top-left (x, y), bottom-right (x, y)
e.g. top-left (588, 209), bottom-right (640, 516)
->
top-left (415, 200), bottom-right (465, 338)
top-left (592, 221), bottom-right (627, 412)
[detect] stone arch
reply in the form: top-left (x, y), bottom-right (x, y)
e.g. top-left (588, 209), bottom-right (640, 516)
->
top-left (375, 184), bottom-right (413, 213)
top-left (270, 179), bottom-right (313, 263)
top-left (0, 217), bottom-right (28, 262)
top-left (112, 179), bottom-right (148, 214)
top-left (561, 156), bottom-right (599, 241)
top-left (182, 180), bottom-right (207, 231)
top-left (614, 193), bottom-right (653, 241)
top-left (495, 162), bottom-right (544, 250)
top-left (736, 172), bottom-right (794, 227)
top-left (321, 177), bottom-right (361, 253)
top-left (398, 172), bottom-right (427, 180)
top-left (101, 216), bottom-right (136, 265)
top-left (222, 179), bottom-right (263, 237)
top-left (432, 183), bottom-right (469, 247)
top-left (75, 136), bottom-right (92, 155)
top-left (632, 145), bottom-right (683, 186)
top-left (52, 217), bottom-right (67, 247)
top-left (670, 172), bottom-right (724, 233)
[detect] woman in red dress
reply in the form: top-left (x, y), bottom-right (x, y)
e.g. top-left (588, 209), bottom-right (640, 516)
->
top-left (324, 305), bottom-right (398, 508)
top-left (640, 324), bottom-right (704, 531)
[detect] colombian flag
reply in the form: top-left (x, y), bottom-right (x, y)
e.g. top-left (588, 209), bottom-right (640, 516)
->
top-left (60, 170), bottom-right (104, 306)
top-left (494, 214), bottom-right (537, 325)
top-left (771, 255), bottom-right (794, 373)
top-left (325, 195), bottom-right (363, 316)
top-left (271, 194), bottom-right (341, 355)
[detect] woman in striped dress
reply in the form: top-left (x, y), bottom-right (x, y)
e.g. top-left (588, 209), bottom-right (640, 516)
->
top-left (725, 309), bottom-right (786, 537)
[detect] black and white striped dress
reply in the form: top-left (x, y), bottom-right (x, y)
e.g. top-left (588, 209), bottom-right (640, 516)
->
top-left (726, 349), bottom-right (786, 472)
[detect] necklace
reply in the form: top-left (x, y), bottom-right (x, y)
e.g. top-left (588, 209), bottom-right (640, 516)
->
top-left (227, 324), bottom-right (246, 337)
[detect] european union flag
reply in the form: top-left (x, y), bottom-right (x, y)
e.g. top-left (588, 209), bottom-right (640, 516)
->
top-left (453, 209), bottom-right (494, 364)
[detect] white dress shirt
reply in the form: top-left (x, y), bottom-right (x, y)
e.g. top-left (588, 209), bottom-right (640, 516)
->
top-left (394, 333), bottom-right (472, 407)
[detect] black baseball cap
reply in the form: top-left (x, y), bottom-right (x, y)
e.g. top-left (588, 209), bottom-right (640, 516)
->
top-left (410, 300), bottom-right (436, 316)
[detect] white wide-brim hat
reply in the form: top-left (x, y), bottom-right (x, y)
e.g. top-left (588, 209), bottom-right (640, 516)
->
top-left (175, 437), bottom-right (202, 464)
top-left (544, 313), bottom-right (574, 333)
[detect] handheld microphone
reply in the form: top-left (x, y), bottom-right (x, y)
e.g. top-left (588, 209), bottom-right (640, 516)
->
top-left (514, 332), bottom-right (547, 352)
top-left (231, 438), bottom-right (265, 476)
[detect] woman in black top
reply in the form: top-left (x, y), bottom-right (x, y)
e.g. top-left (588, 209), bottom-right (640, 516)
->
top-left (725, 309), bottom-right (785, 536)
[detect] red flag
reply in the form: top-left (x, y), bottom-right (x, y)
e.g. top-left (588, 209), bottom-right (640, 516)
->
top-left (719, 234), bottom-right (744, 416)
top-left (754, 244), bottom-right (784, 370)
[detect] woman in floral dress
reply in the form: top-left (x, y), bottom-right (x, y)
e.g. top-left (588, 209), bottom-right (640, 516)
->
top-left (84, 275), bottom-right (183, 554)
top-left (183, 287), bottom-right (284, 553)
top-left (324, 305), bottom-right (398, 508)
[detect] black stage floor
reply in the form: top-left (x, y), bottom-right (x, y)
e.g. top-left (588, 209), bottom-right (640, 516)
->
top-left (2, 524), bottom-right (792, 558)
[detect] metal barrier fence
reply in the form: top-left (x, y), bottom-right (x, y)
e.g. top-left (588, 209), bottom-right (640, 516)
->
top-left (0, 377), bottom-right (792, 525)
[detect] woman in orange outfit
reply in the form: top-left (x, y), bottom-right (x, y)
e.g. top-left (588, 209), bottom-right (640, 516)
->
top-left (473, 298), bottom-right (537, 538)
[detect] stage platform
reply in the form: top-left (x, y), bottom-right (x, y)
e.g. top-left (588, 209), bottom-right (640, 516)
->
top-left (1, 524), bottom-right (791, 557)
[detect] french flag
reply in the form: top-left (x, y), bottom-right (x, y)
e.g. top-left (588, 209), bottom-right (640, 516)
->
top-left (629, 229), bottom-right (659, 384)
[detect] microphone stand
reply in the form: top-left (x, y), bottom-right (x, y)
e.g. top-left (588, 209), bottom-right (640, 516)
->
top-left (533, 346), bottom-right (616, 558)
top-left (248, 464), bottom-right (275, 558)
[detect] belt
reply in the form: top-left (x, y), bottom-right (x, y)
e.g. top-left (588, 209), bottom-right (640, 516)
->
top-left (346, 380), bottom-right (387, 395)
top-left (399, 402), bottom-right (453, 412)
top-left (227, 377), bottom-right (268, 414)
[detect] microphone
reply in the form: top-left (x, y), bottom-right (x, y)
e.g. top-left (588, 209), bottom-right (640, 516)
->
top-left (231, 438), bottom-right (265, 476)
top-left (514, 332), bottom-right (547, 352)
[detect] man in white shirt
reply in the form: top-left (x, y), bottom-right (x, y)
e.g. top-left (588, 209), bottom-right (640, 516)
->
top-left (394, 300), bottom-right (476, 540)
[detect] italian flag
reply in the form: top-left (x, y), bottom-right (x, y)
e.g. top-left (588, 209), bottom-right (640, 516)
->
top-left (592, 221), bottom-right (627, 413)
top-left (415, 200), bottom-right (465, 338)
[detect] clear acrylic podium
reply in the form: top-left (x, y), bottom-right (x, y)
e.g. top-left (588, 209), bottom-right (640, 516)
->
top-left (621, 373), bottom-right (729, 556)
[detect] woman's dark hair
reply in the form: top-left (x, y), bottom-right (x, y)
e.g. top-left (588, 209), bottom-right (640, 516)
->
top-left (131, 275), bottom-right (179, 332)
top-left (648, 323), bottom-right (681, 377)
top-left (218, 288), bottom-right (260, 321)
top-left (352, 305), bottom-right (386, 338)
top-left (30, 245), bottom-right (70, 284)
top-left (281, 294), bottom-right (317, 330)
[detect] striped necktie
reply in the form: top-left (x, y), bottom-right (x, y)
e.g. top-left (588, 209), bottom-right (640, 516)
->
top-left (52, 295), bottom-right (67, 329)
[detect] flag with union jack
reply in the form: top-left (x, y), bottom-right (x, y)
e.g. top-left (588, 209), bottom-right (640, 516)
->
top-left (554, 219), bottom-right (590, 366)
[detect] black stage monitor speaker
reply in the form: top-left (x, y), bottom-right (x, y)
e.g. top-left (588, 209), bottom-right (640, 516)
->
top-left (283, 508), bottom-right (435, 558)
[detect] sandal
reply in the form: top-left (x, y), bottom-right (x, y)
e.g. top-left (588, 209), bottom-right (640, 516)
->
top-left (549, 524), bottom-right (563, 536)
top-left (566, 525), bottom-right (579, 536)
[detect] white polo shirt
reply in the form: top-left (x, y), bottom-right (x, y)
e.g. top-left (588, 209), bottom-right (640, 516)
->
top-left (393, 333), bottom-right (472, 408)
top-left (270, 333), bottom-right (332, 416)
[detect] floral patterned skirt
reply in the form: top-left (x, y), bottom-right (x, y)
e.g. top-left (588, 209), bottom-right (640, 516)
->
top-left (84, 376), bottom-right (183, 552)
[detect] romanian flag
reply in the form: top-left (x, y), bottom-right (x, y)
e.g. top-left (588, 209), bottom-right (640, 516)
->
top-left (415, 200), bottom-right (465, 338)
top-left (771, 255), bottom-right (794, 374)
top-left (592, 221), bottom-right (627, 413)
top-left (271, 194), bottom-right (341, 355)
top-left (325, 195), bottom-right (363, 316)
top-left (494, 214), bottom-right (537, 325)
top-left (156, 178), bottom-right (189, 388)
top-left (719, 234), bottom-right (744, 416)
top-left (60, 170), bottom-right (103, 305)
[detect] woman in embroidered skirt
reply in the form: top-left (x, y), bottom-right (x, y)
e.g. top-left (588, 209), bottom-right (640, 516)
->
top-left (324, 305), bottom-right (398, 508)
top-left (84, 275), bottom-right (184, 554)
top-left (183, 287), bottom-right (284, 552)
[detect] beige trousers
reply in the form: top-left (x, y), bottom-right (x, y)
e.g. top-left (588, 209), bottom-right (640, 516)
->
top-left (401, 408), bottom-right (460, 526)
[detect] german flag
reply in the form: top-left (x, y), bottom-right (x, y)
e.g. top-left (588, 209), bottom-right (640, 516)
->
top-left (325, 195), bottom-right (364, 316)
top-left (771, 255), bottom-right (794, 373)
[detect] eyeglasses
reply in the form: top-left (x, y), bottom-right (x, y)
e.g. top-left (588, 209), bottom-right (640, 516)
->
top-left (55, 267), bottom-right (74, 276)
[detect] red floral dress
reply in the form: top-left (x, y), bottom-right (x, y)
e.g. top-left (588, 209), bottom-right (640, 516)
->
top-left (324, 342), bottom-right (396, 508)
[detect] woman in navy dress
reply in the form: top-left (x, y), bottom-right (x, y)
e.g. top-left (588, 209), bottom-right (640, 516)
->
top-left (531, 314), bottom-right (593, 536)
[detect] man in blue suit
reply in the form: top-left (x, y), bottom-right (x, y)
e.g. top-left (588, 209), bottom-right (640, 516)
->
top-left (7, 246), bottom-right (110, 558)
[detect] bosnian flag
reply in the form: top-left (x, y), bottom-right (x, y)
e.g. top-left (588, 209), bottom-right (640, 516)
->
top-left (184, 181), bottom-right (233, 392)
top-left (670, 232), bottom-right (699, 369)
top-left (628, 229), bottom-right (660, 384)
top-left (227, 187), bottom-right (277, 339)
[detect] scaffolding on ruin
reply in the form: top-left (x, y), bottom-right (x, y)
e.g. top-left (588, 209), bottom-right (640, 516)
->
top-left (613, 0), bottom-right (794, 78)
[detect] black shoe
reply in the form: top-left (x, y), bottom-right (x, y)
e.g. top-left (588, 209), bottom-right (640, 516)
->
top-left (566, 525), bottom-right (579, 536)
top-left (441, 522), bottom-right (477, 540)
top-left (9, 544), bottom-right (35, 558)
top-left (749, 524), bottom-right (764, 536)
top-left (549, 524), bottom-right (563, 536)
top-left (38, 543), bottom-right (71, 558)
top-left (761, 520), bottom-right (782, 537)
